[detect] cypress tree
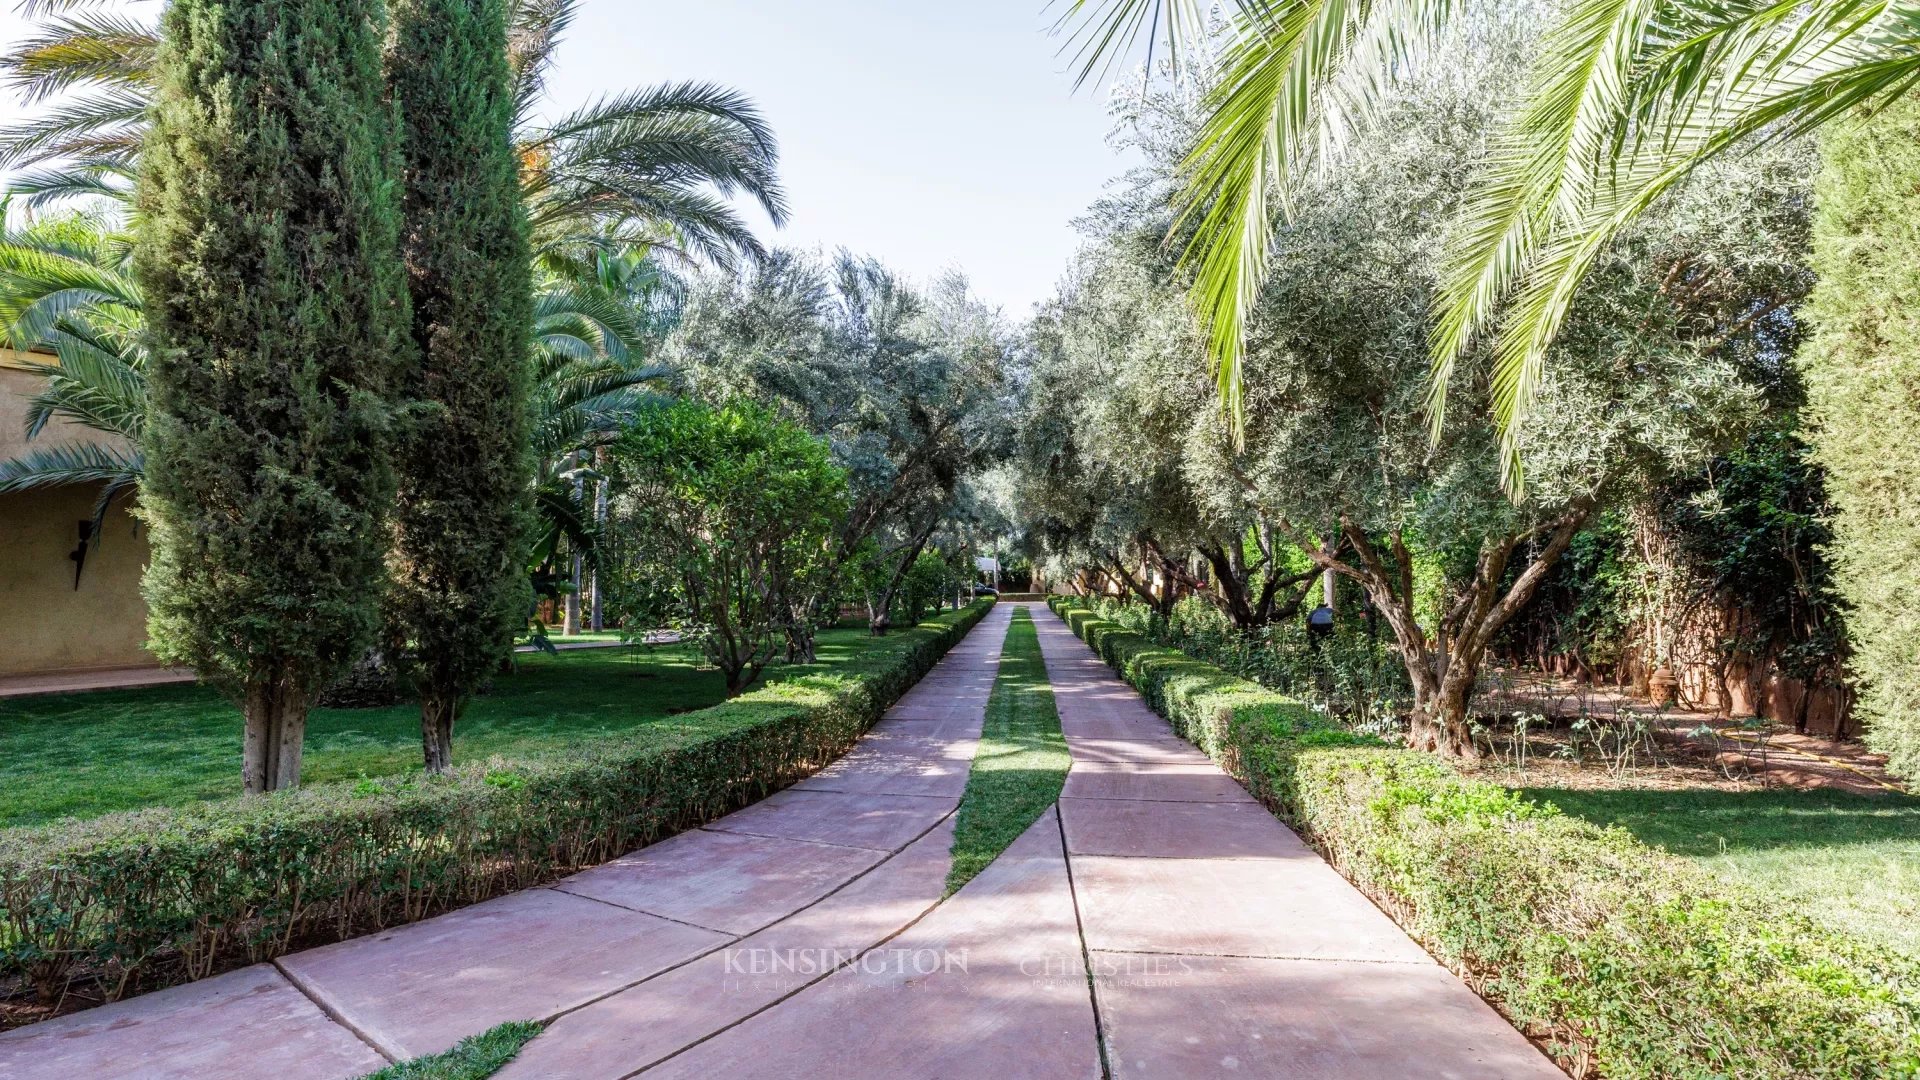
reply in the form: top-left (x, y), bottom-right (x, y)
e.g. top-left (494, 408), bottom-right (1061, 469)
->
top-left (1799, 96), bottom-right (1920, 779)
top-left (385, 0), bottom-right (534, 772)
top-left (136, 0), bottom-right (406, 792)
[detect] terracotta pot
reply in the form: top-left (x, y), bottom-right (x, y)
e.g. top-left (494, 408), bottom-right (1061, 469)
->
top-left (1648, 666), bottom-right (1680, 707)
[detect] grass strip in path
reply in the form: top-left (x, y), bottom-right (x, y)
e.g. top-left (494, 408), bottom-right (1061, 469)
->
top-left (357, 1021), bottom-right (541, 1079)
top-left (946, 608), bottom-right (1070, 893)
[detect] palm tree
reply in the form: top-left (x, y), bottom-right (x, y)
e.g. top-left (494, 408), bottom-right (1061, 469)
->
top-left (0, 208), bottom-right (679, 561)
top-left (1059, 0), bottom-right (1919, 485)
top-left (1, 0), bottom-right (787, 263)
top-left (0, 208), bottom-right (144, 530)
top-left (525, 249), bottom-right (681, 627)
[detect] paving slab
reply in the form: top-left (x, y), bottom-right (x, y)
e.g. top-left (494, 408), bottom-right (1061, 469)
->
top-left (1057, 716), bottom-right (1175, 737)
top-left (638, 810), bottom-right (1100, 1079)
top-left (791, 731), bottom-right (980, 797)
top-left (893, 684), bottom-right (993, 712)
top-left (500, 815), bottom-right (961, 1079)
top-left (1060, 797), bottom-right (1308, 859)
top-left (556, 828), bottom-right (886, 934)
top-left (1093, 952), bottom-right (1562, 1079)
top-left (279, 887), bottom-right (727, 1059)
top-left (873, 714), bottom-right (986, 737)
top-left (881, 699), bottom-right (989, 722)
top-left (702, 788), bottom-right (958, 852)
top-left (1070, 854), bottom-right (1430, 963)
top-left (1060, 760), bottom-right (1258, 803)
top-left (0, 964), bottom-right (386, 1080)
top-left (1065, 730), bottom-right (1214, 764)
top-left (1058, 703), bottom-right (1166, 730)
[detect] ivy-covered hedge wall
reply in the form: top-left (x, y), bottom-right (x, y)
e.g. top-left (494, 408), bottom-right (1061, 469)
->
top-left (1048, 596), bottom-right (1920, 1079)
top-left (0, 601), bottom-right (992, 1007)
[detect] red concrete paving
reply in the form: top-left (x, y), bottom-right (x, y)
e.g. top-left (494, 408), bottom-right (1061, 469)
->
top-left (702, 788), bottom-right (959, 851)
top-left (555, 809), bottom-right (893, 934)
top-left (1059, 796), bottom-right (1306, 858)
top-left (789, 729), bottom-right (982, 797)
top-left (499, 815), bottom-right (964, 1078)
top-left (0, 664), bottom-right (195, 699)
top-left (1028, 605), bottom-right (1562, 1078)
top-left (0, 964), bottom-right (385, 1080)
top-left (635, 810), bottom-right (1099, 1080)
top-left (1093, 953), bottom-right (1563, 1079)
top-left (0, 604), bottom-right (1562, 1078)
top-left (279, 889), bottom-right (727, 1059)
top-left (1060, 759), bottom-right (1259, 802)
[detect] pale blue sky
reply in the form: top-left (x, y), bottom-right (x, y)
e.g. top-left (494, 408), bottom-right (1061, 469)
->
top-left (0, 0), bottom-right (1135, 315)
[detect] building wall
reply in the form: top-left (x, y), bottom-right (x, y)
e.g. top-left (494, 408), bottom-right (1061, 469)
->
top-left (0, 352), bottom-right (157, 676)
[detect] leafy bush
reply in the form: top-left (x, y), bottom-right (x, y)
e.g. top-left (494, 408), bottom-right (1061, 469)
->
top-left (1049, 597), bottom-right (1920, 1078)
top-left (0, 602), bottom-right (992, 1008)
top-left (1081, 594), bottom-right (1409, 731)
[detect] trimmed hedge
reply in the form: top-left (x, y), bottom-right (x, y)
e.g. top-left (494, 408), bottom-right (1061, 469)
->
top-left (1048, 597), bottom-right (1920, 1079)
top-left (0, 601), bottom-right (992, 1007)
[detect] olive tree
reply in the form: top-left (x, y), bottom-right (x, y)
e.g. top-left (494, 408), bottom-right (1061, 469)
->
top-left (1013, 241), bottom-right (1316, 626)
top-left (1027, 6), bottom-right (1811, 756)
top-left (667, 251), bottom-right (1009, 648)
top-left (136, 0), bottom-right (405, 792)
top-left (1204, 26), bottom-right (1807, 755)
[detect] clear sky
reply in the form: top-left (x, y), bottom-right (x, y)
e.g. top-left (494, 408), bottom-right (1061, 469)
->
top-left (0, 0), bottom-right (1135, 317)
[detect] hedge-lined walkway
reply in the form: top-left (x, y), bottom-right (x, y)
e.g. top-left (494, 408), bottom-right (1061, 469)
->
top-left (1, 603), bottom-right (1560, 1078)
top-left (1027, 604), bottom-right (1560, 1078)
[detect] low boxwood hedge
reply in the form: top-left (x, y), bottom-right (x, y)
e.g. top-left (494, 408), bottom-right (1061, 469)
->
top-left (1048, 596), bottom-right (1920, 1079)
top-left (0, 601), bottom-right (992, 1008)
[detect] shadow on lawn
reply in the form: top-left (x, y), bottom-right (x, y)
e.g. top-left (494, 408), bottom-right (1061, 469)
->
top-left (1518, 784), bottom-right (1920, 856)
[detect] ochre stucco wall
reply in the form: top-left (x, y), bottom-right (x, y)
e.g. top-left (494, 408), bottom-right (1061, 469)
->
top-left (0, 355), bottom-right (156, 676)
top-left (0, 486), bottom-right (154, 675)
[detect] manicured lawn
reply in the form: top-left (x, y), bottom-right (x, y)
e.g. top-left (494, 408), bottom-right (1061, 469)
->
top-left (358, 1021), bottom-right (541, 1079)
top-left (0, 626), bottom-right (886, 828)
top-left (1525, 785), bottom-right (1920, 958)
top-left (947, 608), bottom-right (1071, 892)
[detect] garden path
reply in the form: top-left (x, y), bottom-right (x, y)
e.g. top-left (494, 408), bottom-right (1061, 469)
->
top-left (0, 603), bottom-right (1563, 1079)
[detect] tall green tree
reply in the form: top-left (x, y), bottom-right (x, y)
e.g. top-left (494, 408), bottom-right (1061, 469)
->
top-left (135, 0), bottom-right (405, 793)
top-left (385, 0), bottom-right (534, 774)
top-left (1022, 15), bottom-right (1811, 755)
top-left (1, 0), bottom-right (786, 264)
top-left (1798, 96), bottom-right (1920, 777)
top-left (1060, 0), bottom-right (1920, 478)
top-left (608, 399), bottom-right (847, 696)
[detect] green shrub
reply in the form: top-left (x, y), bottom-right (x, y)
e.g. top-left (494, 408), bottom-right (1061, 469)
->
top-left (1049, 596), bottom-right (1920, 1078)
top-left (0, 602), bottom-right (992, 1007)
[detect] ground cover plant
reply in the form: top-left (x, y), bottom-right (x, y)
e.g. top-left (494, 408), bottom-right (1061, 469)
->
top-left (357, 1021), bottom-right (541, 1080)
top-left (945, 608), bottom-right (1070, 892)
top-left (1047, 596), bottom-right (1920, 1078)
top-left (0, 628), bottom-right (889, 829)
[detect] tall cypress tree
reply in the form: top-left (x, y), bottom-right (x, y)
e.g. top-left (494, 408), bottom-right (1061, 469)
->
top-left (1799, 97), bottom-right (1920, 780)
top-left (385, 0), bottom-right (533, 772)
top-left (136, 0), bottom-right (405, 792)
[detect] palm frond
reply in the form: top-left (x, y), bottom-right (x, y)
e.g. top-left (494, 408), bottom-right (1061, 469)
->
top-left (1448, 0), bottom-right (1920, 487)
top-left (0, 440), bottom-right (141, 493)
top-left (1, 11), bottom-right (157, 104)
top-left (0, 85), bottom-right (147, 171)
